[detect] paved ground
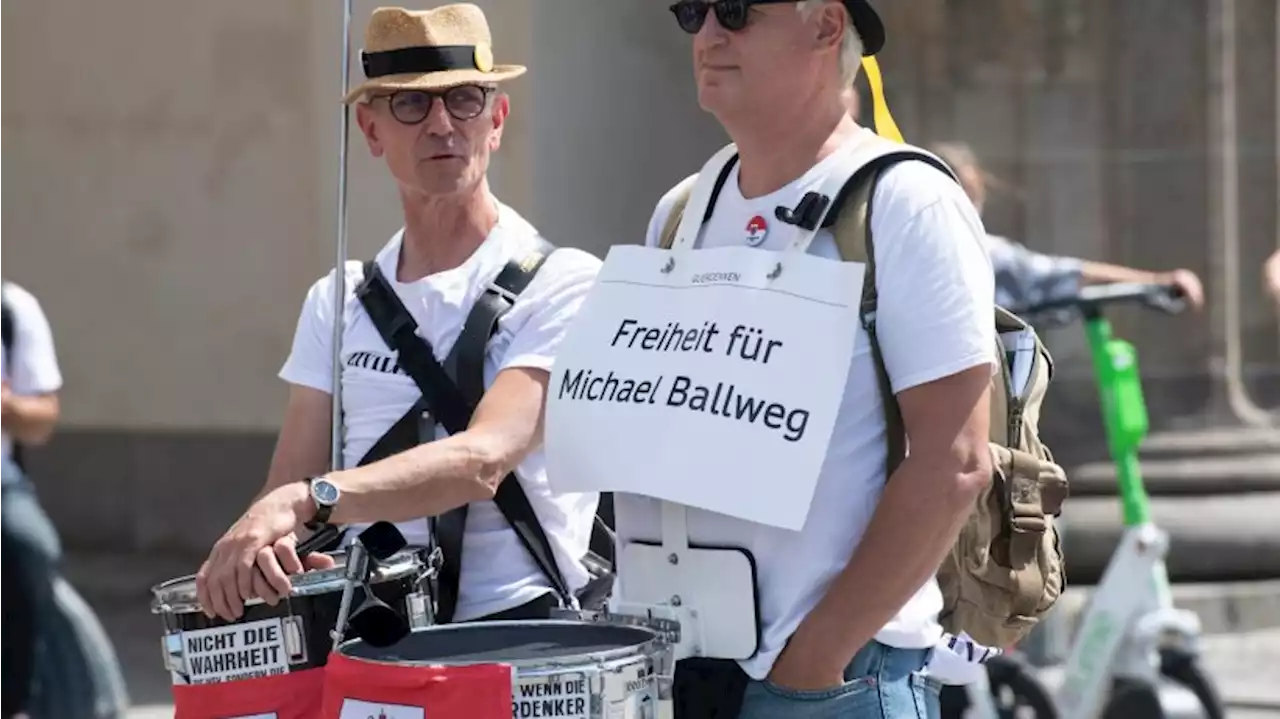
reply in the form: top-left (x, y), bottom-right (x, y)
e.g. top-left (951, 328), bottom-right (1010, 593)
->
top-left (55, 551), bottom-right (1280, 718)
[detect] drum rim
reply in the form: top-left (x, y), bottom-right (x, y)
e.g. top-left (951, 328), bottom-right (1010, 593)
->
top-left (149, 547), bottom-right (427, 614)
top-left (333, 619), bottom-right (663, 671)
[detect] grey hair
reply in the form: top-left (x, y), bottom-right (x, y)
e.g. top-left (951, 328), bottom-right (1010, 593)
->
top-left (800, 0), bottom-right (865, 87)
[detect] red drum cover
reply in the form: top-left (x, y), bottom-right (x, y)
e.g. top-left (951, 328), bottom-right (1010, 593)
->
top-left (172, 667), bottom-right (325, 719)
top-left (321, 652), bottom-right (514, 719)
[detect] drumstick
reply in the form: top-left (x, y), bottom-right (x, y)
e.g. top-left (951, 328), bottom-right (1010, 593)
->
top-left (329, 0), bottom-right (354, 473)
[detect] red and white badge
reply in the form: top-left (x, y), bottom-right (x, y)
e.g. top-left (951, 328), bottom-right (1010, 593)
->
top-left (744, 215), bottom-right (769, 246)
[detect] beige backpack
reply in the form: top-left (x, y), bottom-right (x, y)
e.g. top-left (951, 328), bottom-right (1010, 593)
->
top-left (657, 144), bottom-right (1069, 649)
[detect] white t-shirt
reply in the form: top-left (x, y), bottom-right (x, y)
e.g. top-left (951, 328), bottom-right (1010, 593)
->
top-left (279, 201), bottom-right (604, 621)
top-left (614, 128), bottom-right (997, 679)
top-left (2, 282), bottom-right (64, 472)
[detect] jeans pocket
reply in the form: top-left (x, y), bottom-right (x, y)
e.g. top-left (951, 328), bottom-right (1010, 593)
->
top-left (911, 672), bottom-right (942, 696)
top-left (910, 671), bottom-right (944, 719)
top-left (760, 674), bottom-right (877, 702)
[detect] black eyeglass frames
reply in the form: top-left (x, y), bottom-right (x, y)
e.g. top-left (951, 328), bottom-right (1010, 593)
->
top-left (375, 85), bottom-right (494, 124)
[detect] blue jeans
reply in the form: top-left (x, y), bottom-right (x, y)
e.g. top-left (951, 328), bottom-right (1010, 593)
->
top-left (1, 461), bottom-right (128, 719)
top-left (2, 463), bottom-right (62, 717)
top-left (738, 642), bottom-right (942, 719)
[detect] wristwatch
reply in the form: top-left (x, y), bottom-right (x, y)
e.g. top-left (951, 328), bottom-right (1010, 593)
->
top-left (306, 475), bottom-right (341, 528)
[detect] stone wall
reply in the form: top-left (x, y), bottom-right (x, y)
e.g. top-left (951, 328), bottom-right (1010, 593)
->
top-left (3, 0), bottom-right (1275, 555)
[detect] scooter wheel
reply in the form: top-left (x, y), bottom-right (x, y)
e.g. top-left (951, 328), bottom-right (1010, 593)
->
top-left (1160, 648), bottom-right (1226, 719)
top-left (1101, 678), bottom-right (1164, 719)
top-left (939, 655), bottom-right (1058, 719)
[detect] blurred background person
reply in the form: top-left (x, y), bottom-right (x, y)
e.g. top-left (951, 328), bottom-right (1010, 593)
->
top-left (3, 279), bottom-right (64, 719)
top-left (927, 141), bottom-right (1206, 314)
top-left (843, 90), bottom-right (1205, 313)
top-left (1267, 248), bottom-right (1280, 308)
top-left (1, 280), bottom-right (128, 719)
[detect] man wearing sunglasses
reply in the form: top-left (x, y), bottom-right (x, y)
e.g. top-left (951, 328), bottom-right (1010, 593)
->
top-left (611, 1), bottom-right (998, 717)
top-left (195, 4), bottom-right (604, 630)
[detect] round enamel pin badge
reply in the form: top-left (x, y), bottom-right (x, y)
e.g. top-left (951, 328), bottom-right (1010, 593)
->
top-left (744, 215), bottom-right (769, 246)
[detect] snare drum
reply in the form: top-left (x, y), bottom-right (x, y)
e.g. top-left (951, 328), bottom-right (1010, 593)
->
top-left (334, 620), bottom-right (669, 719)
top-left (150, 547), bottom-right (432, 686)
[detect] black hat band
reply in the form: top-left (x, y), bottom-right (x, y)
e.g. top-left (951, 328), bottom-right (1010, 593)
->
top-left (362, 45), bottom-right (479, 79)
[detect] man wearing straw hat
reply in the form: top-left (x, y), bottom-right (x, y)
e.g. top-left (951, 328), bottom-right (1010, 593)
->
top-left (196, 4), bottom-right (604, 629)
top-left (604, 1), bottom-right (997, 716)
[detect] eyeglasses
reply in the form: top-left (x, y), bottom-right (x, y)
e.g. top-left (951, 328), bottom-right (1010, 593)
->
top-left (376, 85), bottom-right (494, 124)
top-left (668, 0), bottom-right (795, 34)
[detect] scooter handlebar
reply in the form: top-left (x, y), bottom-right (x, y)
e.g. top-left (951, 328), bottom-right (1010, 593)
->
top-left (1018, 282), bottom-right (1187, 320)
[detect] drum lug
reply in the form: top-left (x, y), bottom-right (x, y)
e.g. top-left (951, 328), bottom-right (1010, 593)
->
top-left (652, 644), bottom-right (676, 702)
top-left (282, 616), bottom-right (309, 665)
top-left (589, 671), bottom-right (607, 697)
top-left (655, 672), bottom-right (675, 703)
top-left (407, 591), bottom-right (433, 628)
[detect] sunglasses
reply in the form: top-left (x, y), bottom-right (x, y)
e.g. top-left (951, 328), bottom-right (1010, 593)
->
top-left (668, 0), bottom-right (796, 34)
top-left (375, 85), bottom-right (494, 125)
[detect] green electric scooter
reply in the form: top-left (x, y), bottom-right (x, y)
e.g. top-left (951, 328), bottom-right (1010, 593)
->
top-left (943, 281), bottom-right (1225, 719)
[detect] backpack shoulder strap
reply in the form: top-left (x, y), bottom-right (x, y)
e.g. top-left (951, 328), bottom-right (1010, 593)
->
top-left (658, 145), bottom-right (741, 251)
top-left (827, 147), bottom-right (960, 476)
top-left (657, 176), bottom-right (697, 251)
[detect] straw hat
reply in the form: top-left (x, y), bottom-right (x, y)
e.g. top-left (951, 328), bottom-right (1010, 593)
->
top-left (344, 4), bottom-right (526, 104)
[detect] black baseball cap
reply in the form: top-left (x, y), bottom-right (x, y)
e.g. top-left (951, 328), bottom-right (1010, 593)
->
top-left (846, 0), bottom-right (885, 56)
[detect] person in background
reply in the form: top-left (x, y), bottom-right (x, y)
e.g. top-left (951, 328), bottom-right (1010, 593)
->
top-left (1266, 248), bottom-right (1280, 308)
top-left (928, 141), bottom-right (1206, 314)
top-left (842, 91), bottom-right (1206, 313)
top-left (2, 280), bottom-right (64, 719)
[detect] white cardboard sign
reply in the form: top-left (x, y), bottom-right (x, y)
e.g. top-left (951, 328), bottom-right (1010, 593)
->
top-left (338, 699), bottom-right (424, 719)
top-left (180, 617), bottom-right (290, 685)
top-left (546, 244), bottom-right (860, 530)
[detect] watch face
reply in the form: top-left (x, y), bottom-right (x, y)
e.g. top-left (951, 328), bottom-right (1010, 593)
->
top-left (312, 479), bottom-right (340, 505)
